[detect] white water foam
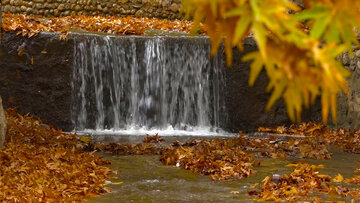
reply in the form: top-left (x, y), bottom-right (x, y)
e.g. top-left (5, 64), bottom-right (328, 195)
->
top-left (74, 126), bottom-right (236, 137)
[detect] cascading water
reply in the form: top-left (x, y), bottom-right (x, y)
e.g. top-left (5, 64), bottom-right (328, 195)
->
top-left (71, 35), bottom-right (227, 136)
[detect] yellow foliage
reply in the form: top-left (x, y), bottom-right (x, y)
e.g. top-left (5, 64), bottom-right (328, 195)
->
top-left (182, 0), bottom-right (359, 123)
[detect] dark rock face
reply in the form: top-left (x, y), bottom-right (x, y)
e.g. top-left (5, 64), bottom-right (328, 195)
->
top-left (0, 32), bottom-right (73, 131)
top-left (223, 39), bottom-right (321, 132)
top-left (0, 32), bottom-right (321, 132)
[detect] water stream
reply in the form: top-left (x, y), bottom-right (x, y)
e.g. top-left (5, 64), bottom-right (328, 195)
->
top-left (71, 35), bottom-right (228, 136)
top-left (89, 147), bottom-right (360, 202)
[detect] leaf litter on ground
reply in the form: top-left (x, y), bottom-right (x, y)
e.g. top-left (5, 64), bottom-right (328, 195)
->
top-left (2, 13), bottom-right (206, 38)
top-left (248, 163), bottom-right (351, 202)
top-left (0, 108), bottom-right (112, 202)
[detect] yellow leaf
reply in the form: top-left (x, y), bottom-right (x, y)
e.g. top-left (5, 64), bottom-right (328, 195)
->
top-left (284, 187), bottom-right (298, 195)
top-left (80, 136), bottom-right (92, 143)
top-left (233, 16), bottom-right (251, 45)
top-left (111, 181), bottom-right (123, 185)
top-left (332, 174), bottom-right (344, 182)
top-left (17, 48), bottom-right (25, 56)
top-left (286, 163), bottom-right (299, 167)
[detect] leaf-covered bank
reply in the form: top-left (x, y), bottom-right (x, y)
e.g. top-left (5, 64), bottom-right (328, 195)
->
top-left (0, 109), bottom-right (112, 202)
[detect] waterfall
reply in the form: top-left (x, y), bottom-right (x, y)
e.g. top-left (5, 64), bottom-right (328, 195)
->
top-left (71, 35), bottom-right (227, 136)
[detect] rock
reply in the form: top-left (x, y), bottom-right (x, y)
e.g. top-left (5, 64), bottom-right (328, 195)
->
top-left (75, 4), bottom-right (81, 11)
top-left (356, 50), bottom-right (360, 58)
top-left (103, 7), bottom-right (109, 13)
top-left (54, 9), bottom-right (60, 16)
top-left (4, 5), bottom-right (11, 12)
top-left (58, 3), bottom-right (65, 11)
top-left (170, 3), bottom-right (180, 12)
top-left (26, 8), bottom-right (32, 15)
top-left (20, 0), bottom-right (26, 6)
top-left (343, 52), bottom-right (351, 66)
top-left (20, 5), bottom-right (27, 12)
top-left (0, 96), bottom-right (7, 149)
top-left (63, 10), bottom-right (70, 16)
top-left (35, 3), bottom-right (43, 9)
top-left (161, 0), bottom-right (169, 7)
top-left (357, 61), bottom-right (360, 70)
top-left (123, 4), bottom-right (130, 10)
top-left (10, 6), bottom-right (16, 13)
top-left (135, 9), bottom-right (143, 17)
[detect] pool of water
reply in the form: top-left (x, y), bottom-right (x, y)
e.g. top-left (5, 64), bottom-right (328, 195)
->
top-left (88, 147), bottom-right (360, 202)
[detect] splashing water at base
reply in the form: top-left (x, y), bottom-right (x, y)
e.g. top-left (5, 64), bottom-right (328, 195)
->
top-left (71, 35), bottom-right (227, 136)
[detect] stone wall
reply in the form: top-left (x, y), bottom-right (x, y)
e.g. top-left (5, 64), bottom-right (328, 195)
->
top-left (4, 31), bottom-right (360, 132)
top-left (0, 32), bottom-right (322, 132)
top-left (224, 38), bottom-right (321, 132)
top-left (0, 32), bottom-right (73, 131)
top-left (1, 0), bottom-right (182, 19)
top-left (335, 50), bottom-right (360, 129)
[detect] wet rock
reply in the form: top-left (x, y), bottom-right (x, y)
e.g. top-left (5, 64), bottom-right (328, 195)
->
top-left (0, 96), bottom-right (6, 149)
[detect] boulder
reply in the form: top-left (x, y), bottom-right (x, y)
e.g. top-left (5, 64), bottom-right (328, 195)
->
top-left (0, 96), bottom-right (7, 148)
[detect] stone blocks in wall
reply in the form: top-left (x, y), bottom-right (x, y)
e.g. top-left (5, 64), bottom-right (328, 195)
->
top-left (2, 0), bottom-right (183, 19)
top-left (335, 49), bottom-right (360, 129)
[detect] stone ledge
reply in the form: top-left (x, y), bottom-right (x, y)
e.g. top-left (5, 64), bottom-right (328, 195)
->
top-left (2, 0), bottom-right (182, 19)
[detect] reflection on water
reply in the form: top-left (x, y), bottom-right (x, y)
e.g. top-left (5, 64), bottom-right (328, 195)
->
top-left (88, 147), bottom-right (360, 203)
